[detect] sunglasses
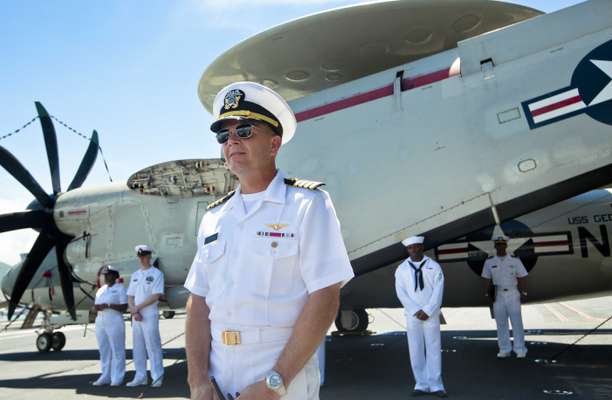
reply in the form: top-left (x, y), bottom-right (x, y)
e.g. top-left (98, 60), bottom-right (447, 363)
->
top-left (216, 124), bottom-right (256, 144)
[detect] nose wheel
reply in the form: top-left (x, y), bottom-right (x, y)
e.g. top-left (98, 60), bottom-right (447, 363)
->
top-left (334, 309), bottom-right (370, 334)
top-left (162, 310), bottom-right (176, 319)
top-left (35, 310), bottom-right (67, 352)
top-left (35, 331), bottom-right (66, 352)
top-left (36, 332), bottom-right (52, 352)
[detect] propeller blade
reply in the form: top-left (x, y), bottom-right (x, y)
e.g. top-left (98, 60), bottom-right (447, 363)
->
top-left (56, 242), bottom-right (76, 320)
top-left (67, 130), bottom-right (99, 191)
top-left (0, 145), bottom-right (52, 208)
top-left (35, 102), bottom-right (61, 194)
top-left (0, 210), bottom-right (50, 234)
top-left (7, 232), bottom-right (55, 319)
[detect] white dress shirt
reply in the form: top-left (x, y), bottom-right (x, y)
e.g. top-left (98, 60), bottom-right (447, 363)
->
top-left (482, 255), bottom-right (528, 289)
top-left (185, 170), bottom-right (354, 328)
top-left (95, 283), bottom-right (128, 316)
top-left (395, 255), bottom-right (445, 317)
top-left (127, 267), bottom-right (164, 315)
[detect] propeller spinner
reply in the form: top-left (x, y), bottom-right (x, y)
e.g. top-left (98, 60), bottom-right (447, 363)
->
top-left (0, 102), bottom-right (99, 320)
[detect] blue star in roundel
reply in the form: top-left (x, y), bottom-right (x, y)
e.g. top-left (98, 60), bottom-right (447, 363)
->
top-left (571, 39), bottom-right (612, 126)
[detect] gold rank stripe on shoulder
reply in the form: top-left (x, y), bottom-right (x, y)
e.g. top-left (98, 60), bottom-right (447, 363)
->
top-left (207, 191), bottom-right (235, 210)
top-left (284, 178), bottom-right (325, 190)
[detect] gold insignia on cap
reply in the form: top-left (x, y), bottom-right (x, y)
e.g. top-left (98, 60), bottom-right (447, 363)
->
top-left (223, 89), bottom-right (244, 110)
top-left (266, 223), bottom-right (288, 231)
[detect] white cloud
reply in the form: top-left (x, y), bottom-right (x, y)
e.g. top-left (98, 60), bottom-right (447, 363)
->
top-left (0, 198), bottom-right (37, 266)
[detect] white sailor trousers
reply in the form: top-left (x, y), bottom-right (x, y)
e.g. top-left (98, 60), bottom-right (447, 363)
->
top-left (405, 313), bottom-right (444, 392)
top-left (209, 324), bottom-right (320, 399)
top-left (494, 289), bottom-right (527, 354)
top-left (131, 310), bottom-right (164, 382)
top-left (95, 311), bottom-right (126, 384)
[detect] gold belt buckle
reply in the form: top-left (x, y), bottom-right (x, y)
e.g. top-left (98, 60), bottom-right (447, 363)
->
top-left (222, 330), bottom-right (241, 345)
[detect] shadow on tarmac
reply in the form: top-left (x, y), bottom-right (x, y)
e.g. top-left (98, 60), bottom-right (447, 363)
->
top-left (0, 348), bottom-right (185, 362)
top-left (0, 330), bottom-right (610, 399)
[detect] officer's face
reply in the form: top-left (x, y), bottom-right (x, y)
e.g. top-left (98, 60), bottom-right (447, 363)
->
top-left (138, 254), bottom-right (151, 267)
top-left (221, 120), bottom-right (281, 175)
top-left (104, 272), bottom-right (117, 285)
top-left (406, 244), bottom-right (424, 259)
top-left (495, 242), bottom-right (507, 255)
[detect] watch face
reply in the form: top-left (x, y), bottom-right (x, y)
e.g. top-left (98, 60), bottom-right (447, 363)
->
top-left (269, 373), bottom-right (282, 389)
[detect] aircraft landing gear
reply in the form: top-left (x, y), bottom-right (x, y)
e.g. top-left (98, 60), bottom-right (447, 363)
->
top-left (162, 310), bottom-right (176, 319)
top-left (51, 332), bottom-right (66, 351)
top-left (35, 310), bottom-right (67, 352)
top-left (334, 309), bottom-right (370, 334)
top-left (36, 332), bottom-right (52, 352)
top-left (35, 331), bottom-right (66, 352)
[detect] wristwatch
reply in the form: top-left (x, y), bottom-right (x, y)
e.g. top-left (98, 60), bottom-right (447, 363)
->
top-left (265, 370), bottom-right (287, 396)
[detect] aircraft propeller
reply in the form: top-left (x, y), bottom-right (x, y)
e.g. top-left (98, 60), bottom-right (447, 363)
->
top-left (0, 102), bottom-right (99, 320)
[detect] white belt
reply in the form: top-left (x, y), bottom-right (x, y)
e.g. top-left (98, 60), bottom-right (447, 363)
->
top-left (211, 324), bottom-right (293, 346)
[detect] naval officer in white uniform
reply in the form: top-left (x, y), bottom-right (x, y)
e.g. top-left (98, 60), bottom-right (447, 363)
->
top-left (93, 265), bottom-right (128, 386)
top-left (127, 244), bottom-right (165, 387)
top-left (185, 81), bottom-right (354, 400)
top-left (395, 236), bottom-right (446, 398)
top-left (482, 235), bottom-right (529, 358)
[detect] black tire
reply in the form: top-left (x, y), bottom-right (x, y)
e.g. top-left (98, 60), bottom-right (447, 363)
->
top-left (36, 333), bottom-right (53, 352)
top-left (51, 332), bottom-right (66, 351)
top-left (162, 311), bottom-right (175, 319)
top-left (334, 309), bottom-right (369, 333)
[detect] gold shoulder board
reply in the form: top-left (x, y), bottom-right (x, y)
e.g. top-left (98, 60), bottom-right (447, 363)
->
top-left (284, 178), bottom-right (325, 190)
top-left (207, 191), bottom-right (236, 210)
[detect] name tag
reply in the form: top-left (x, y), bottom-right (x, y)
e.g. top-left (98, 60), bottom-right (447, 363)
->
top-left (205, 233), bottom-right (218, 245)
top-left (491, 265), bottom-right (498, 269)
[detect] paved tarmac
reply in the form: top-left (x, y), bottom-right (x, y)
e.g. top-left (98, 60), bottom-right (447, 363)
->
top-left (0, 296), bottom-right (611, 399)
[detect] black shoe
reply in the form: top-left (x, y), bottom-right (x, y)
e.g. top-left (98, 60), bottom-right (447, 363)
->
top-left (412, 389), bottom-right (428, 397)
top-left (432, 390), bottom-right (448, 398)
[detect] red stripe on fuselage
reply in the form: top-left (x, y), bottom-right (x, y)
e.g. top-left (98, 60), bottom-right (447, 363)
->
top-left (295, 68), bottom-right (451, 122)
top-left (530, 95), bottom-right (582, 117)
top-left (437, 247), bottom-right (469, 255)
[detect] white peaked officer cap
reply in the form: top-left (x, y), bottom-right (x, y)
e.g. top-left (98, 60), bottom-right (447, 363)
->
top-left (402, 236), bottom-right (425, 247)
top-left (135, 244), bottom-right (153, 255)
top-left (494, 235), bottom-right (509, 243)
top-left (100, 265), bottom-right (119, 274)
top-left (210, 81), bottom-right (297, 145)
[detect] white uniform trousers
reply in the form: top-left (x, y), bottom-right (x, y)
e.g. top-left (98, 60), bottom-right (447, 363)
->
top-left (132, 311), bottom-right (164, 382)
top-left (405, 313), bottom-right (444, 392)
top-left (494, 288), bottom-right (527, 354)
top-left (209, 324), bottom-right (320, 399)
top-left (95, 312), bottom-right (126, 384)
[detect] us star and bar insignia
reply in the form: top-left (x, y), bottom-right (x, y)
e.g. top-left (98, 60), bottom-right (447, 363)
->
top-left (522, 39), bottom-right (612, 130)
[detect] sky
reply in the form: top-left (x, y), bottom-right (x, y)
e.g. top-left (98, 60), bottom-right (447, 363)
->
top-left (0, 0), bottom-right (585, 265)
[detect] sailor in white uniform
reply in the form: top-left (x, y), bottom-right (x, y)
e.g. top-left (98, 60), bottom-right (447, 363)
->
top-left (395, 236), bottom-right (446, 398)
top-left (184, 81), bottom-right (354, 400)
top-left (93, 265), bottom-right (128, 386)
top-left (482, 235), bottom-right (529, 358)
top-left (126, 244), bottom-right (165, 387)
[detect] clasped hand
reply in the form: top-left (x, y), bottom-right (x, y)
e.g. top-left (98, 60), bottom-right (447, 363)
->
top-left (414, 309), bottom-right (429, 321)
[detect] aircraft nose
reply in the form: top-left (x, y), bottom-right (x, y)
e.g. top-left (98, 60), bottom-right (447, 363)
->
top-left (1, 269), bottom-right (14, 301)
